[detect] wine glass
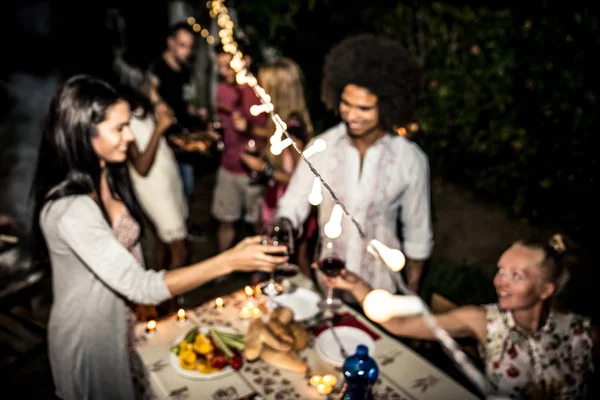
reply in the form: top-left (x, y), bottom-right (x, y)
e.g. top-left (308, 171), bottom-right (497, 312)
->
top-left (258, 220), bottom-right (294, 296)
top-left (314, 235), bottom-right (345, 311)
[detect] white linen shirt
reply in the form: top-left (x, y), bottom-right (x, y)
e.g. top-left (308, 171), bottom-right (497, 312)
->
top-left (276, 122), bottom-right (434, 293)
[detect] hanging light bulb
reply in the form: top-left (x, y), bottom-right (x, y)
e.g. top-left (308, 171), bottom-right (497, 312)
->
top-left (302, 138), bottom-right (327, 159)
top-left (249, 103), bottom-right (274, 116)
top-left (308, 177), bottom-right (323, 206)
top-left (270, 127), bottom-right (283, 145)
top-left (362, 290), bottom-right (423, 322)
top-left (270, 137), bottom-right (293, 155)
top-left (367, 239), bottom-right (406, 272)
top-left (324, 204), bottom-right (343, 239)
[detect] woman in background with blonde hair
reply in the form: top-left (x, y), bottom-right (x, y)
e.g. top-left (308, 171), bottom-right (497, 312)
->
top-left (241, 57), bottom-right (317, 276)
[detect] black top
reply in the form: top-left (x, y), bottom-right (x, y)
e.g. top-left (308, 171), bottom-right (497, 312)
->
top-left (149, 57), bottom-right (193, 128)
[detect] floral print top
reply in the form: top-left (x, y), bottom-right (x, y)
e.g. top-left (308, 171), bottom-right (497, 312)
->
top-left (479, 304), bottom-right (594, 399)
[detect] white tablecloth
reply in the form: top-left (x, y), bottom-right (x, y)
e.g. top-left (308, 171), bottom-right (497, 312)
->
top-left (134, 275), bottom-right (479, 400)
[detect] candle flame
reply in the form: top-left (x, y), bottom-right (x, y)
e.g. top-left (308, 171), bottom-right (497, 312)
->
top-left (215, 297), bottom-right (224, 307)
top-left (147, 320), bottom-right (156, 330)
top-left (309, 375), bottom-right (322, 387)
top-left (177, 309), bottom-right (186, 318)
top-left (244, 286), bottom-right (254, 297)
top-left (322, 374), bottom-right (338, 386)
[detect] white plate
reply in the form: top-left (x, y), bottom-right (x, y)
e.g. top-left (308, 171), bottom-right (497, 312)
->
top-left (169, 326), bottom-right (241, 380)
top-left (270, 287), bottom-right (321, 321)
top-left (315, 326), bottom-right (376, 368)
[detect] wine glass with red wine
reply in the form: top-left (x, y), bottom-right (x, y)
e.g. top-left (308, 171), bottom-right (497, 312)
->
top-left (258, 220), bottom-right (296, 296)
top-left (314, 236), bottom-right (345, 311)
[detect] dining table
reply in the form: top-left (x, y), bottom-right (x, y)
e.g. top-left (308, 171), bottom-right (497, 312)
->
top-left (134, 274), bottom-right (481, 400)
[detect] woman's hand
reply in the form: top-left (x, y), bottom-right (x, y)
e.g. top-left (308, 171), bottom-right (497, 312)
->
top-left (312, 263), bottom-right (364, 292)
top-left (232, 111), bottom-right (248, 132)
top-left (240, 153), bottom-right (266, 172)
top-left (223, 236), bottom-right (288, 273)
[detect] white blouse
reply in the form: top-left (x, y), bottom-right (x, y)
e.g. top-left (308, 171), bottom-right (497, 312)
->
top-left (277, 122), bottom-right (434, 293)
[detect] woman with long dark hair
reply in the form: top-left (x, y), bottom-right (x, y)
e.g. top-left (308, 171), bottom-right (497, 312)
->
top-left (30, 75), bottom-right (287, 399)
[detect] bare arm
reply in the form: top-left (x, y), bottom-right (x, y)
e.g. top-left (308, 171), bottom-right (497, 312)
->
top-left (128, 105), bottom-right (173, 176)
top-left (324, 269), bottom-right (487, 345)
top-left (164, 236), bottom-right (288, 296)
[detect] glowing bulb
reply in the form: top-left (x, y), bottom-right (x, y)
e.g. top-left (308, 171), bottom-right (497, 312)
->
top-left (201, 29), bottom-right (209, 38)
top-left (302, 138), bottom-right (326, 159)
top-left (249, 103), bottom-right (274, 116)
top-left (367, 239), bottom-right (406, 272)
top-left (192, 23), bottom-right (201, 32)
top-left (362, 290), bottom-right (423, 322)
top-left (187, 17), bottom-right (196, 25)
top-left (270, 138), bottom-right (293, 155)
top-left (308, 177), bottom-right (323, 206)
top-left (324, 204), bottom-right (343, 239)
top-left (207, 36), bottom-right (215, 44)
top-left (177, 309), bottom-right (187, 322)
top-left (246, 76), bottom-right (257, 87)
top-left (270, 128), bottom-right (283, 145)
top-left (215, 297), bottom-right (224, 310)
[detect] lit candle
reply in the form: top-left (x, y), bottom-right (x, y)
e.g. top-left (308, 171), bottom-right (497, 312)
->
top-left (309, 375), bottom-right (323, 387)
top-left (322, 374), bottom-right (338, 386)
top-left (252, 306), bottom-right (263, 318)
top-left (317, 383), bottom-right (332, 395)
top-left (215, 297), bottom-right (224, 311)
top-left (177, 309), bottom-right (187, 323)
top-left (238, 306), bottom-right (252, 319)
top-left (146, 320), bottom-right (157, 335)
top-left (254, 284), bottom-right (263, 296)
top-left (244, 286), bottom-right (255, 308)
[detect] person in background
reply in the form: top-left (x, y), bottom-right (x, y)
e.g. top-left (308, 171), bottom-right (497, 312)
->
top-left (240, 57), bottom-right (317, 277)
top-left (211, 44), bottom-right (268, 253)
top-left (324, 233), bottom-right (598, 399)
top-left (148, 22), bottom-right (206, 230)
top-left (30, 75), bottom-right (287, 399)
top-left (276, 34), bottom-right (433, 295)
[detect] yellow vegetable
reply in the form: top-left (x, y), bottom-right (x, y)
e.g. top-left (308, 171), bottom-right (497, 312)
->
top-left (179, 349), bottom-right (197, 370)
top-left (193, 333), bottom-right (214, 355)
top-left (197, 359), bottom-right (220, 374)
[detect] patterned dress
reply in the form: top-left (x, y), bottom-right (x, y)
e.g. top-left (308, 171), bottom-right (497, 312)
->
top-left (479, 304), bottom-right (594, 399)
top-left (113, 214), bottom-right (157, 400)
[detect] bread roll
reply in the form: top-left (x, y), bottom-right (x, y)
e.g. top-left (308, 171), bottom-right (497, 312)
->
top-left (244, 319), bottom-right (264, 361)
top-left (288, 321), bottom-right (309, 351)
top-left (260, 346), bottom-right (308, 373)
top-left (266, 318), bottom-right (295, 344)
top-left (261, 325), bottom-right (292, 352)
top-left (272, 307), bottom-right (294, 325)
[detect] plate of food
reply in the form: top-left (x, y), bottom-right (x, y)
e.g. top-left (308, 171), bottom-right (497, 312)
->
top-left (169, 326), bottom-right (245, 380)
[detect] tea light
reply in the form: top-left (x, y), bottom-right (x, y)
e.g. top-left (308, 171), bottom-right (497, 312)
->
top-left (252, 306), bottom-right (263, 318)
top-left (145, 320), bottom-right (157, 335)
top-left (215, 297), bottom-right (224, 311)
top-left (245, 285), bottom-right (254, 299)
top-left (238, 306), bottom-right (252, 319)
top-left (310, 375), bottom-right (323, 387)
top-left (322, 374), bottom-right (338, 386)
top-left (177, 309), bottom-right (187, 323)
top-left (317, 383), bottom-right (332, 395)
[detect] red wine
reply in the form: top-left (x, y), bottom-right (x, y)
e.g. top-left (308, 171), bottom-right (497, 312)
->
top-left (275, 265), bottom-right (299, 277)
top-left (319, 257), bottom-right (345, 277)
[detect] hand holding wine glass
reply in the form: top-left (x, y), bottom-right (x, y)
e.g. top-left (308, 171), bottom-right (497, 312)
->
top-left (314, 236), bottom-right (346, 311)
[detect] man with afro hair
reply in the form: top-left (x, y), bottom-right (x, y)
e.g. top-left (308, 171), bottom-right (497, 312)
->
top-left (276, 34), bottom-right (433, 297)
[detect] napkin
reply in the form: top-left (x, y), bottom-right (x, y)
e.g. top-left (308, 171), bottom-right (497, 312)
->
top-left (310, 312), bottom-right (381, 341)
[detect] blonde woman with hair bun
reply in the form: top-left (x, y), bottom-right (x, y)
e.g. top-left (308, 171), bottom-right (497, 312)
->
top-left (323, 233), bottom-right (599, 399)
